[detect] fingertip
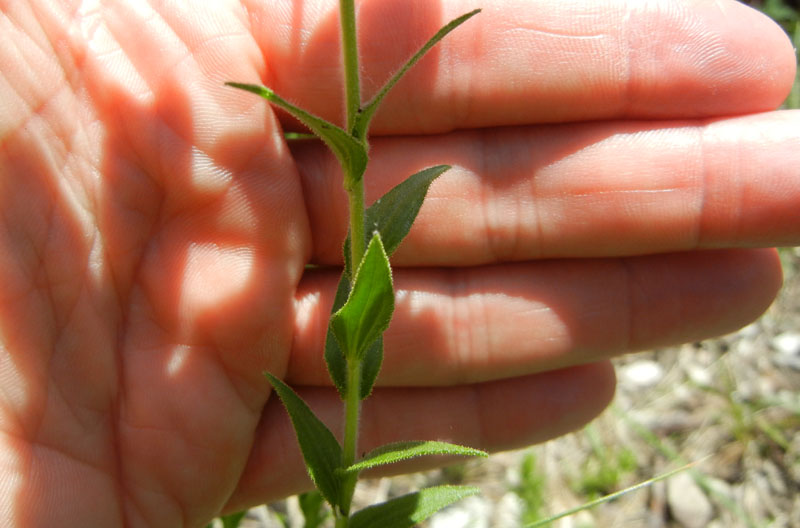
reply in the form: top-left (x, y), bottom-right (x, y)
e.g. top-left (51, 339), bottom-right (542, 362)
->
top-left (477, 361), bottom-right (616, 453)
top-left (625, 0), bottom-right (797, 117)
top-left (628, 249), bottom-right (785, 350)
top-left (748, 247), bottom-right (784, 313)
top-left (715, 1), bottom-right (797, 110)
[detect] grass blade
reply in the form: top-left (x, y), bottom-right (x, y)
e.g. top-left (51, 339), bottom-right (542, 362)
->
top-left (523, 460), bottom-right (703, 528)
top-left (618, 406), bottom-right (759, 528)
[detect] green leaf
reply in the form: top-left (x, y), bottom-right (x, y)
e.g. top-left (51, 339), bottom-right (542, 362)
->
top-left (284, 131), bottom-right (319, 141)
top-left (298, 490), bottom-right (330, 528)
top-left (330, 233), bottom-right (394, 361)
top-left (324, 280), bottom-right (382, 401)
top-left (353, 9), bottom-right (481, 139)
top-left (365, 165), bottom-right (449, 255)
top-left (263, 372), bottom-right (343, 508)
top-left (225, 82), bottom-right (368, 183)
top-left (359, 336), bottom-right (383, 400)
top-left (219, 511), bottom-right (246, 528)
top-left (349, 485), bottom-right (481, 528)
top-left (344, 164), bottom-right (449, 275)
top-left (343, 441), bottom-right (487, 475)
top-left (325, 273), bottom-right (351, 399)
top-left (324, 328), bottom-right (347, 400)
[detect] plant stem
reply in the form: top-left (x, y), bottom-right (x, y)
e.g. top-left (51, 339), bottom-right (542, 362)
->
top-left (339, 0), bottom-right (360, 134)
top-left (337, 177), bottom-right (366, 526)
top-left (338, 358), bottom-right (363, 519)
top-left (338, 2), bottom-right (366, 524)
top-left (339, 0), bottom-right (366, 267)
top-left (339, 148), bottom-right (365, 525)
top-left (342, 360), bottom-right (362, 467)
top-left (347, 181), bottom-right (366, 268)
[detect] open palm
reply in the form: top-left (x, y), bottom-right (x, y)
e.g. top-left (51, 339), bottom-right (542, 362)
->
top-left (2, 1), bottom-right (798, 527)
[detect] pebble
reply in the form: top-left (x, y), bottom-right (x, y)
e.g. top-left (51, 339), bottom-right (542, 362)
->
top-left (772, 332), bottom-right (800, 370)
top-left (429, 495), bottom-right (490, 528)
top-left (620, 360), bottom-right (665, 389)
top-left (666, 472), bottom-right (713, 528)
top-left (686, 364), bottom-right (712, 387)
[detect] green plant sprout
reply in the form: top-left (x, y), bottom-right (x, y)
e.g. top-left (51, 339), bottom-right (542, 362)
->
top-left (226, 3), bottom-right (486, 527)
top-left (514, 453), bottom-right (547, 524)
top-left (573, 424), bottom-right (637, 499)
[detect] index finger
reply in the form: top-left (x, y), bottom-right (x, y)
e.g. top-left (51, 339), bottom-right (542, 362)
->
top-left (245, 0), bottom-right (795, 133)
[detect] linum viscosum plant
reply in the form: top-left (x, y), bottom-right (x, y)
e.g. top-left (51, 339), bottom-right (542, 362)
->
top-left (226, 3), bottom-right (485, 526)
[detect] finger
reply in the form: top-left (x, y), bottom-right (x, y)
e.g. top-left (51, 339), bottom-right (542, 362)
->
top-left (245, 0), bottom-right (794, 132)
top-left (289, 248), bottom-right (781, 387)
top-left (297, 111), bottom-right (800, 265)
top-left (225, 361), bottom-right (615, 509)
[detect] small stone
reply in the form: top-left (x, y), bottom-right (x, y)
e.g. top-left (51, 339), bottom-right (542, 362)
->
top-left (493, 492), bottom-right (522, 528)
top-left (686, 365), bottom-right (712, 387)
top-left (620, 360), bottom-right (665, 389)
top-left (667, 472), bottom-right (713, 528)
top-left (773, 332), bottom-right (800, 370)
top-left (773, 332), bottom-right (800, 354)
top-left (429, 495), bottom-right (490, 528)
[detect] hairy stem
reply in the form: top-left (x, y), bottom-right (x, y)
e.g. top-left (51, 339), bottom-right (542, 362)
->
top-left (347, 181), bottom-right (367, 269)
top-left (338, 1), bottom-right (366, 524)
top-left (343, 361), bottom-right (362, 468)
top-left (338, 359), bottom-right (363, 521)
top-left (339, 0), bottom-right (360, 134)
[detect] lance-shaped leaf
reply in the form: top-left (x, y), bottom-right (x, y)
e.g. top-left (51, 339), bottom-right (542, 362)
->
top-left (263, 372), bottom-right (343, 508)
top-left (226, 82), bottom-right (368, 184)
top-left (297, 490), bottom-right (329, 528)
top-left (353, 9), bottom-right (481, 139)
top-left (365, 164), bottom-right (449, 255)
top-left (344, 164), bottom-right (449, 274)
top-left (324, 273), bottom-right (351, 399)
top-left (358, 336), bottom-right (383, 400)
top-left (341, 441), bottom-right (487, 476)
top-left (330, 233), bottom-right (394, 361)
top-left (325, 281), bottom-right (384, 401)
top-left (326, 332), bottom-right (383, 400)
top-left (348, 485), bottom-right (481, 528)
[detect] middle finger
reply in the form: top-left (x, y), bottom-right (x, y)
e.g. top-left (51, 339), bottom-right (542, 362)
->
top-left (287, 248), bottom-right (780, 386)
top-left (296, 111), bottom-right (800, 265)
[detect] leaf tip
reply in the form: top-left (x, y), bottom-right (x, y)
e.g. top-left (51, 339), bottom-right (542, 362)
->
top-left (263, 370), bottom-right (282, 388)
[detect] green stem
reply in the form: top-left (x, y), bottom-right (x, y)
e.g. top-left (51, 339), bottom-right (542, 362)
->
top-left (338, 2), bottom-right (366, 524)
top-left (336, 358), bottom-right (362, 523)
top-left (347, 180), bottom-right (366, 270)
top-left (339, 0), bottom-right (360, 134)
top-left (342, 360), bottom-right (362, 467)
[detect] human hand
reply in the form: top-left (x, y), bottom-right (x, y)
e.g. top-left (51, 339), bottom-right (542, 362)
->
top-left (1, 1), bottom-right (797, 526)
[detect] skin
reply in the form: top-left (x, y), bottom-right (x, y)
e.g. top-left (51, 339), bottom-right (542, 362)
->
top-left (0, 0), bottom-right (797, 525)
